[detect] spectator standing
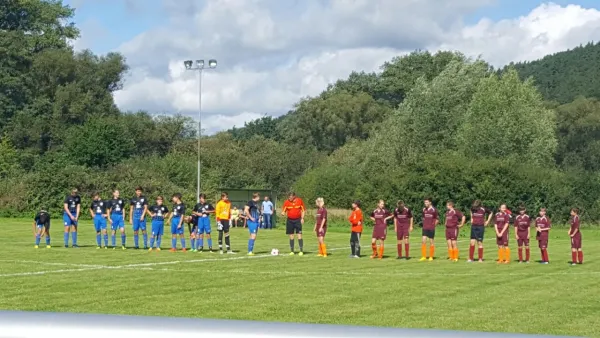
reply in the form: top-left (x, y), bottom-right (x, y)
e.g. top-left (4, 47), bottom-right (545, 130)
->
top-left (261, 196), bottom-right (275, 229)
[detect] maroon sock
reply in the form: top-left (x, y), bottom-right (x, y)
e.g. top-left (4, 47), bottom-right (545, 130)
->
top-left (404, 243), bottom-right (410, 258)
top-left (572, 251), bottom-right (578, 263)
top-left (578, 251), bottom-right (583, 264)
top-left (469, 245), bottom-right (475, 260)
top-left (540, 249), bottom-right (545, 262)
top-left (525, 248), bottom-right (530, 262)
top-left (543, 249), bottom-right (549, 262)
top-left (518, 248), bottom-right (523, 261)
top-left (397, 244), bottom-right (402, 257)
top-left (478, 247), bottom-right (484, 260)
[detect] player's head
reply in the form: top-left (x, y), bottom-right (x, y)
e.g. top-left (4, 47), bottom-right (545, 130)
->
top-left (264, 196), bottom-right (270, 201)
top-left (377, 199), bottom-right (385, 209)
top-left (113, 190), bottom-right (120, 198)
top-left (471, 199), bottom-right (481, 211)
top-left (156, 196), bottom-right (163, 205)
top-left (571, 207), bottom-right (579, 216)
top-left (172, 193), bottom-right (182, 203)
top-left (288, 192), bottom-right (296, 201)
top-left (519, 205), bottom-right (526, 214)
top-left (446, 200), bottom-right (454, 210)
top-left (316, 197), bottom-right (324, 208)
top-left (92, 192), bottom-right (100, 200)
top-left (397, 200), bottom-right (405, 209)
top-left (424, 197), bottom-right (432, 208)
top-left (252, 192), bottom-right (260, 202)
top-left (135, 186), bottom-right (143, 197)
top-left (71, 188), bottom-right (78, 196)
top-left (221, 192), bottom-right (229, 201)
top-left (184, 215), bottom-right (192, 224)
top-left (352, 200), bottom-right (361, 209)
top-left (539, 207), bottom-right (546, 217)
top-left (500, 204), bottom-right (507, 212)
top-left (199, 193), bottom-right (206, 203)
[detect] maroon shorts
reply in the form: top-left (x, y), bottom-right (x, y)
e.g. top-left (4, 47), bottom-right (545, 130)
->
top-left (445, 227), bottom-right (458, 241)
top-left (396, 226), bottom-right (409, 240)
top-left (496, 232), bottom-right (509, 246)
top-left (517, 236), bottom-right (529, 247)
top-left (316, 228), bottom-right (326, 238)
top-left (571, 233), bottom-right (582, 249)
top-left (538, 239), bottom-right (548, 249)
top-left (372, 226), bottom-right (387, 240)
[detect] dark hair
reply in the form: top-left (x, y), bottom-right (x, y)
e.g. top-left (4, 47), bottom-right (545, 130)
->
top-left (571, 207), bottom-right (580, 214)
top-left (135, 186), bottom-right (143, 192)
top-left (172, 193), bottom-right (182, 200)
top-left (156, 195), bottom-right (163, 200)
top-left (288, 192), bottom-right (296, 197)
top-left (221, 192), bottom-right (229, 198)
top-left (397, 200), bottom-right (405, 208)
top-left (93, 192), bottom-right (100, 198)
top-left (540, 207), bottom-right (547, 212)
top-left (424, 197), bottom-right (432, 203)
top-left (472, 199), bottom-right (481, 209)
top-left (199, 193), bottom-right (206, 199)
top-left (519, 205), bottom-right (526, 212)
top-left (352, 200), bottom-right (361, 208)
top-left (446, 200), bottom-right (455, 207)
top-left (253, 192), bottom-right (260, 198)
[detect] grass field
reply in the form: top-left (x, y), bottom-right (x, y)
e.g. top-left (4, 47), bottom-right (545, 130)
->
top-left (0, 219), bottom-right (598, 337)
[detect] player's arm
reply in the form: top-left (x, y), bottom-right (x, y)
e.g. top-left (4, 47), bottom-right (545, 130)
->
top-left (571, 218), bottom-right (579, 237)
top-left (107, 204), bottom-right (112, 223)
top-left (177, 206), bottom-right (186, 228)
top-left (129, 201), bottom-right (134, 224)
top-left (459, 213), bottom-right (466, 227)
top-left (409, 215), bottom-right (414, 231)
top-left (319, 210), bottom-right (326, 231)
top-left (89, 204), bottom-right (94, 218)
top-left (192, 204), bottom-right (202, 217)
top-left (500, 222), bottom-right (509, 236)
top-left (244, 205), bottom-right (253, 222)
top-left (393, 213), bottom-right (397, 232)
top-left (300, 201), bottom-right (305, 223)
top-left (527, 221), bottom-right (531, 238)
top-left (485, 209), bottom-right (493, 226)
top-left (434, 211), bottom-right (439, 226)
top-left (63, 200), bottom-right (74, 220)
top-left (141, 202), bottom-right (148, 221)
top-left (281, 201), bottom-right (287, 216)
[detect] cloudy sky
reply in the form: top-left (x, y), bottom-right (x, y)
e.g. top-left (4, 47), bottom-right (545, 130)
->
top-left (65, 0), bottom-right (600, 133)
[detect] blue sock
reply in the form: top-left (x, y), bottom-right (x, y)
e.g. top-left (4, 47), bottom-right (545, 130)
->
top-left (191, 238), bottom-right (196, 250)
top-left (207, 238), bottom-right (212, 248)
top-left (96, 234), bottom-right (101, 246)
top-left (111, 234), bottom-right (116, 247)
top-left (134, 234), bottom-right (139, 248)
top-left (143, 233), bottom-right (148, 248)
top-left (72, 232), bottom-right (77, 246)
top-left (64, 232), bottom-right (69, 246)
top-left (150, 237), bottom-right (155, 248)
top-left (157, 236), bottom-right (162, 248)
top-left (35, 235), bottom-right (40, 246)
top-left (198, 238), bottom-right (204, 248)
top-left (45, 236), bottom-right (50, 245)
top-left (181, 238), bottom-right (186, 249)
top-left (103, 234), bottom-right (108, 246)
top-left (248, 238), bottom-right (255, 253)
top-left (121, 234), bottom-right (126, 246)
top-left (171, 237), bottom-right (176, 249)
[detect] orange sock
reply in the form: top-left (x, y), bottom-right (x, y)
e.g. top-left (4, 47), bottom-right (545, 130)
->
top-left (429, 245), bottom-right (435, 258)
top-left (421, 244), bottom-right (427, 258)
top-left (498, 248), bottom-right (503, 261)
top-left (371, 243), bottom-right (377, 256)
top-left (317, 244), bottom-right (323, 255)
top-left (454, 248), bottom-right (459, 260)
top-left (505, 248), bottom-right (510, 262)
top-left (447, 248), bottom-right (452, 259)
top-left (322, 243), bottom-right (327, 256)
top-left (378, 245), bottom-right (384, 258)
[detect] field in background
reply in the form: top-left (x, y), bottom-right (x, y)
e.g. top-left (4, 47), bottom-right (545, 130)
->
top-left (0, 218), bottom-right (598, 337)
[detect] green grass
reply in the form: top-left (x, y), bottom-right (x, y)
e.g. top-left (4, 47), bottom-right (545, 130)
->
top-left (0, 219), bottom-right (598, 337)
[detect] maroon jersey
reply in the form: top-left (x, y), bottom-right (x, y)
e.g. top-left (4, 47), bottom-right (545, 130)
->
top-left (570, 215), bottom-right (580, 235)
top-left (316, 207), bottom-right (327, 228)
top-left (445, 209), bottom-right (463, 228)
top-left (471, 207), bottom-right (491, 226)
top-left (514, 214), bottom-right (531, 232)
top-left (394, 207), bottom-right (412, 227)
top-left (371, 208), bottom-right (390, 228)
top-left (535, 216), bottom-right (551, 239)
top-left (495, 212), bottom-right (510, 229)
top-left (422, 207), bottom-right (438, 230)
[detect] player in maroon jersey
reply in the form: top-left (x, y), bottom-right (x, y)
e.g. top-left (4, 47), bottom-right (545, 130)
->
top-left (494, 204), bottom-right (511, 264)
top-left (314, 197), bottom-right (328, 257)
top-left (568, 208), bottom-right (583, 265)
top-left (535, 208), bottom-right (551, 264)
top-left (468, 200), bottom-right (492, 262)
top-left (393, 201), bottom-right (413, 259)
top-left (444, 201), bottom-right (465, 262)
top-left (514, 206), bottom-right (532, 263)
top-left (370, 200), bottom-right (392, 259)
top-left (420, 198), bottom-right (438, 262)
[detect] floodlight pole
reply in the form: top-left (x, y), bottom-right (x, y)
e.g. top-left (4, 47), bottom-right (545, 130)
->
top-left (184, 59), bottom-right (217, 203)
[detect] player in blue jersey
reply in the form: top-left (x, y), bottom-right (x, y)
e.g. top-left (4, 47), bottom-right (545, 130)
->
top-left (245, 192), bottom-right (261, 255)
top-left (129, 186), bottom-right (149, 249)
top-left (63, 188), bottom-right (81, 248)
top-left (148, 196), bottom-right (169, 251)
top-left (89, 193), bottom-right (109, 249)
top-left (107, 189), bottom-right (127, 250)
top-left (192, 193), bottom-right (215, 253)
top-left (33, 208), bottom-right (51, 249)
top-left (168, 193), bottom-right (186, 252)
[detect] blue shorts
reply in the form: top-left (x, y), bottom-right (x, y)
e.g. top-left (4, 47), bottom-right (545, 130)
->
top-left (36, 223), bottom-right (46, 231)
top-left (151, 221), bottom-right (164, 236)
top-left (197, 217), bottom-right (212, 234)
top-left (63, 214), bottom-right (78, 227)
top-left (247, 221), bottom-right (259, 234)
top-left (110, 214), bottom-right (125, 231)
top-left (132, 214), bottom-right (147, 231)
top-left (171, 217), bottom-right (183, 235)
top-left (93, 215), bottom-right (107, 232)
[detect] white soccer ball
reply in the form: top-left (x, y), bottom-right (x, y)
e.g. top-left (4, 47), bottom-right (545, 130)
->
top-left (271, 248), bottom-right (279, 256)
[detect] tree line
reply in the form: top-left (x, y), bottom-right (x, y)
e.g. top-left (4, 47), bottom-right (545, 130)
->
top-left (2, 1), bottom-right (600, 223)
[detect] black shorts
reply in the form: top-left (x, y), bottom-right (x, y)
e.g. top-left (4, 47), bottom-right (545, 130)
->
top-left (286, 218), bottom-right (302, 235)
top-left (422, 229), bottom-right (435, 239)
top-left (188, 223), bottom-right (197, 235)
top-left (217, 220), bottom-right (230, 233)
top-left (471, 226), bottom-right (485, 241)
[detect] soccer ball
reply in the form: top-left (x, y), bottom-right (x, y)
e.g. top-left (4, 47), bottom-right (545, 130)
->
top-left (271, 248), bottom-right (279, 256)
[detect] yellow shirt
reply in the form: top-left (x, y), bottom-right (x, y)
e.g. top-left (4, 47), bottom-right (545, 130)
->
top-left (215, 200), bottom-right (231, 221)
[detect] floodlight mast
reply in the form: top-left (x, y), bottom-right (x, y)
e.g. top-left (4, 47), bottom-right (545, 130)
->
top-left (183, 59), bottom-right (218, 203)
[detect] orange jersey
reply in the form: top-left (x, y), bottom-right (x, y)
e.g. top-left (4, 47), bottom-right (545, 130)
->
top-left (282, 198), bottom-right (305, 219)
top-left (349, 208), bottom-right (363, 233)
top-left (215, 199), bottom-right (231, 221)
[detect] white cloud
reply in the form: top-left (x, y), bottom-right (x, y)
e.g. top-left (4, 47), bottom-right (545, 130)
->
top-left (79, 1), bottom-right (600, 134)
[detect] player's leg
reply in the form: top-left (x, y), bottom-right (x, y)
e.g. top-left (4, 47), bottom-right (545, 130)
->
top-left (504, 236), bottom-right (511, 263)
top-left (133, 219), bottom-right (140, 249)
top-left (102, 221), bottom-right (109, 248)
top-left (111, 218), bottom-right (117, 248)
top-left (157, 223), bottom-right (163, 250)
top-left (170, 220), bottom-right (178, 251)
top-left (403, 235), bottom-right (410, 259)
top-left (247, 221), bottom-right (258, 255)
top-left (71, 221), bottom-right (78, 247)
top-left (577, 248), bottom-right (583, 265)
top-left (446, 238), bottom-right (452, 260)
top-left (370, 237), bottom-right (377, 259)
top-left (297, 224), bottom-right (304, 255)
top-left (350, 232), bottom-right (356, 257)
top-left (34, 224), bottom-right (43, 248)
top-left (179, 225), bottom-right (187, 251)
top-left (378, 238), bottom-right (384, 259)
top-left (119, 218), bottom-right (126, 249)
top-left (63, 214), bottom-right (71, 248)
top-left (420, 232), bottom-right (428, 261)
top-left (286, 219), bottom-right (295, 255)
top-left (450, 239), bottom-right (458, 261)
top-left (218, 220), bottom-right (224, 254)
top-left (571, 247), bottom-right (578, 265)
top-left (468, 238), bottom-right (476, 262)
top-left (428, 235), bottom-right (435, 261)
top-left (517, 239), bottom-right (523, 262)
top-left (524, 239), bottom-right (530, 263)
top-left (94, 218), bottom-right (102, 249)
top-left (141, 221), bottom-right (148, 249)
top-left (149, 222), bottom-right (157, 251)
top-left (318, 234), bottom-right (327, 257)
top-left (396, 230), bottom-right (403, 259)
top-left (223, 220), bottom-right (233, 253)
top-left (44, 224), bottom-right (51, 247)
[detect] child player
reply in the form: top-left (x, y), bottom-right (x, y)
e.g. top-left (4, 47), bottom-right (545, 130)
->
top-left (445, 201), bottom-right (465, 262)
top-left (147, 196), bottom-right (169, 251)
top-left (420, 197), bottom-right (438, 262)
top-left (193, 194), bottom-right (215, 253)
top-left (370, 200), bottom-right (392, 259)
top-left (245, 192), bottom-right (261, 256)
top-left (90, 193), bottom-right (109, 249)
top-left (314, 197), bottom-right (328, 257)
top-left (393, 200), bottom-right (413, 259)
top-left (349, 200), bottom-right (363, 258)
top-left (569, 208), bottom-right (583, 266)
top-left (494, 204), bottom-right (511, 264)
top-left (535, 208), bottom-right (551, 264)
top-left (168, 193), bottom-right (186, 252)
top-left (468, 200), bottom-right (492, 262)
top-left (33, 208), bottom-right (51, 249)
top-left (514, 205), bottom-right (532, 263)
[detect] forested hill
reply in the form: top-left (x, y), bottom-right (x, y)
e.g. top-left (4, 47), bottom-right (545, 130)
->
top-left (509, 41), bottom-right (600, 104)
